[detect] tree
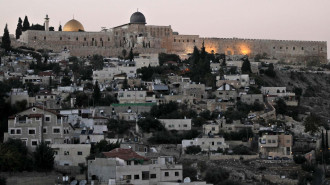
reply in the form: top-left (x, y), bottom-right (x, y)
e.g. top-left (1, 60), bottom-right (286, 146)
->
top-left (265, 63), bottom-right (276, 77)
top-left (128, 48), bottom-right (134, 61)
top-left (107, 119), bottom-right (131, 135)
top-left (321, 130), bottom-right (325, 149)
top-left (0, 139), bottom-right (33, 172)
top-left (61, 76), bottom-right (72, 86)
top-left (275, 98), bottom-right (287, 115)
top-left (93, 81), bottom-right (101, 105)
top-left (91, 54), bottom-right (104, 70)
top-left (0, 176), bottom-right (6, 185)
top-left (1, 24), bottom-right (11, 51)
top-left (241, 57), bottom-right (252, 74)
top-left (303, 113), bottom-right (322, 135)
top-left (58, 25), bottom-right (62, 31)
top-left (137, 117), bottom-right (165, 133)
top-left (15, 17), bottom-right (23, 39)
top-left (121, 49), bottom-right (127, 58)
top-left (33, 142), bottom-right (54, 172)
top-left (185, 145), bottom-right (201, 154)
top-left (326, 130), bottom-right (329, 150)
top-left (122, 78), bottom-right (128, 89)
top-left (22, 16), bottom-right (30, 31)
top-left (204, 167), bottom-right (230, 184)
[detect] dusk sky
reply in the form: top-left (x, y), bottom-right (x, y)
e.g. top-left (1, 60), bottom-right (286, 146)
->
top-left (0, 0), bottom-right (329, 56)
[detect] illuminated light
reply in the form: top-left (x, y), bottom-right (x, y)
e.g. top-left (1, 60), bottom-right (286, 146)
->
top-left (239, 44), bottom-right (251, 55)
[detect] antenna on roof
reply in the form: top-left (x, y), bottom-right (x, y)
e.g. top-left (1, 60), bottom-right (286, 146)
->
top-left (137, 8), bottom-right (139, 12)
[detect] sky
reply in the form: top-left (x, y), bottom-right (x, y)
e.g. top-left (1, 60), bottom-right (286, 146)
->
top-left (0, 0), bottom-right (329, 57)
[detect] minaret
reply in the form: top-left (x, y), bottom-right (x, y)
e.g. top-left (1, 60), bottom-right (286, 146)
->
top-left (44, 14), bottom-right (50, 31)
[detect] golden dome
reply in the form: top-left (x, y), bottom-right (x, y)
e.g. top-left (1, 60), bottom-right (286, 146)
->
top-left (63, 19), bottom-right (85, 32)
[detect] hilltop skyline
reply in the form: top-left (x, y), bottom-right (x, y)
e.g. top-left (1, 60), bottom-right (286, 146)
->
top-left (0, 0), bottom-right (329, 56)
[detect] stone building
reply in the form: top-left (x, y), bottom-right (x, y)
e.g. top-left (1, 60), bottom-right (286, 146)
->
top-left (88, 148), bottom-right (182, 185)
top-left (4, 106), bottom-right (74, 151)
top-left (182, 136), bottom-right (229, 154)
top-left (13, 11), bottom-right (327, 63)
top-left (158, 119), bottom-right (192, 131)
top-left (258, 127), bottom-right (293, 158)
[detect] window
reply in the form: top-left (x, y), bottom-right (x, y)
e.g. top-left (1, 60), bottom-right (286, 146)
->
top-left (77, 151), bottom-right (83, 155)
top-left (301, 47), bottom-right (304, 50)
top-left (273, 47), bottom-right (275, 49)
top-left (134, 160), bottom-right (139, 165)
top-left (272, 140), bottom-right (276, 143)
top-left (217, 142), bottom-right (222, 145)
top-left (293, 47), bottom-right (295, 50)
top-left (53, 128), bottom-right (60, 134)
top-left (60, 37), bottom-right (62, 40)
top-left (164, 172), bottom-right (169, 177)
top-left (45, 116), bottom-right (50, 122)
top-left (43, 128), bottom-right (47, 133)
top-left (267, 139), bottom-right (271, 143)
top-left (183, 124), bottom-right (187, 127)
top-left (76, 37), bottom-right (78, 41)
top-left (45, 140), bottom-right (51, 144)
top-left (44, 36), bottom-right (46, 40)
top-left (64, 151), bottom-right (69, 155)
top-left (36, 117), bottom-right (40, 121)
top-left (134, 175), bottom-right (139, 179)
top-left (29, 129), bottom-right (36, 135)
top-left (124, 175), bottom-right (131, 180)
top-left (126, 161), bottom-right (131, 165)
top-left (175, 172), bottom-right (179, 176)
top-left (16, 129), bottom-right (21, 134)
top-left (31, 140), bottom-right (38, 146)
top-left (286, 140), bottom-right (291, 143)
top-left (54, 151), bottom-right (58, 155)
top-left (150, 174), bottom-right (156, 179)
top-left (212, 127), bottom-right (215, 131)
top-left (37, 96), bottom-right (41, 99)
top-left (142, 171), bottom-right (150, 180)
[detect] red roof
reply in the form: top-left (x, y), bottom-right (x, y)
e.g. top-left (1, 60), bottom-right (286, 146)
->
top-left (102, 148), bottom-right (148, 161)
top-left (28, 114), bottom-right (43, 118)
top-left (38, 71), bottom-right (54, 77)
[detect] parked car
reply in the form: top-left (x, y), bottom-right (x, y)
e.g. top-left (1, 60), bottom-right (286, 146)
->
top-left (248, 114), bottom-right (256, 119)
top-left (274, 156), bottom-right (281, 160)
top-left (267, 156), bottom-right (273, 160)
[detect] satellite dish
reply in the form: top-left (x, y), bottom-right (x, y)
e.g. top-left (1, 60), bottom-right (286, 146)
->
top-left (183, 177), bottom-right (191, 183)
top-left (79, 180), bottom-right (87, 185)
top-left (70, 180), bottom-right (78, 185)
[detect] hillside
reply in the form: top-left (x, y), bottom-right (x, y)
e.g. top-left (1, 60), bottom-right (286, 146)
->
top-left (261, 70), bottom-right (330, 122)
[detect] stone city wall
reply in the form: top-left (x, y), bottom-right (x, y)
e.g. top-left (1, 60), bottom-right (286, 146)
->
top-left (14, 29), bottom-right (327, 63)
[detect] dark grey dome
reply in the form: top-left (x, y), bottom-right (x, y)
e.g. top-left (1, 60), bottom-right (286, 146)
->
top-left (130, 11), bottom-right (146, 24)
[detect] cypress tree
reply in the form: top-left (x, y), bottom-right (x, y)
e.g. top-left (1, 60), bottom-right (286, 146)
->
top-left (200, 40), bottom-right (206, 59)
top-left (1, 24), bottom-right (11, 51)
top-left (93, 81), bottom-right (101, 106)
top-left (128, 48), bottom-right (134, 61)
top-left (58, 25), bottom-right (62, 31)
top-left (326, 130), bottom-right (329, 150)
top-left (15, 17), bottom-right (23, 39)
top-left (22, 15), bottom-right (30, 31)
top-left (241, 57), bottom-right (252, 74)
top-left (321, 130), bottom-right (325, 149)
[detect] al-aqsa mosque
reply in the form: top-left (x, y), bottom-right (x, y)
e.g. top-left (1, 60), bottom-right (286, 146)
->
top-left (15, 11), bottom-right (327, 63)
